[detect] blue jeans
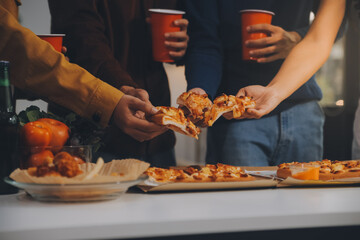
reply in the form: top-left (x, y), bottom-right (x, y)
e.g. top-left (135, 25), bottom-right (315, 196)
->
top-left (93, 148), bottom-right (176, 168)
top-left (206, 101), bottom-right (325, 166)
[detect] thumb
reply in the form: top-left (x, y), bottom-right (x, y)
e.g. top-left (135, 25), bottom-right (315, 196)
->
top-left (130, 97), bottom-right (158, 115)
top-left (236, 88), bottom-right (246, 97)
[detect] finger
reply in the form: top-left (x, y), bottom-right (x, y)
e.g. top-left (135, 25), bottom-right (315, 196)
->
top-left (135, 111), bottom-right (145, 119)
top-left (61, 46), bottom-right (67, 54)
top-left (247, 23), bottom-right (279, 34)
top-left (174, 19), bottom-right (189, 31)
top-left (249, 45), bottom-right (277, 57)
top-left (165, 32), bottom-right (189, 41)
top-left (222, 112), bottom-right (233, 120)
top-left (169, 50), bottom-right (186, 58)
top-left (120, 85), bottom-right (135, 94)
top-left (257, 53), bottom-right (282, 63)
top-left (236, 88), bottom-right (246, 98)
top-left (174, 19), bottom-right (189, 27)
top-left (189, 88), bottom-right (207, 95)
top-left (127, 115), bottom-right (167, 133)
top-left (246, 108), bottom-right (266, 119)
top-left (134, 89), bottom-right (150, 102)
top-left (129, 97), bottom-right (158, 116)
top-left (165, 41), bottom-right (187, 50)
top-left (246, 37), bottom-right (278, 48)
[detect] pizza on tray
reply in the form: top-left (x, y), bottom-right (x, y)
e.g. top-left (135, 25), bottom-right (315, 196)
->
top-left (145, 163), bottom-right (255, 183)
top-left (277, 159), bottom-right (360, 181)
top-left (150, 106), bottom-right (201, 139)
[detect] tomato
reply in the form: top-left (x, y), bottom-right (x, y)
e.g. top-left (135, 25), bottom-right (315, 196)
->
top-left (20, 121), bottom-right (52, 149)
top-left (37, 118), bottom-right (70, 151)
top-left (27, 150), bottom-right (54, 168)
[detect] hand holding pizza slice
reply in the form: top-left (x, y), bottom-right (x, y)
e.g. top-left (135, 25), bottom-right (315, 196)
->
top-left (149, 106), bottom-right (201, 139)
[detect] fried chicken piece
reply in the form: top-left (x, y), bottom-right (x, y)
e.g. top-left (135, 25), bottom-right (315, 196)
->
top-left (53, 152), bottom-right (83, 178)
top-left (27, 165), bottom-right (61, 177)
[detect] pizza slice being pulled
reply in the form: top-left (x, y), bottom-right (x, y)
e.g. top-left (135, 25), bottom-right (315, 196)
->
top-left (150, 106), bottom-right (201, 139)
top-left (176, 92), bottom-right (213, 127)
top-left (206, 94), bottom-right (256, 126)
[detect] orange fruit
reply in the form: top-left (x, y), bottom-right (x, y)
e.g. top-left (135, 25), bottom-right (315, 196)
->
top-left (292, 167), bottom-right (320, 180)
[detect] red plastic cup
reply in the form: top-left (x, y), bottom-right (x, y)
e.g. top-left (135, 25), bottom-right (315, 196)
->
top-left (149, 9), bottom-right (185, 62)
top-left (37, 34), bottom-right (65, 52)
top-left (239, 10), bottom-right (274, 61)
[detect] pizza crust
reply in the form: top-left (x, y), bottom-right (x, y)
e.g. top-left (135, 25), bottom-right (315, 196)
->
top-left (149, 107), bottom-right (201, 139)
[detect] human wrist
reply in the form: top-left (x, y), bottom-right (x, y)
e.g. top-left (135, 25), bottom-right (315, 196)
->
top-left (288, 31), bottom-right (302, 44)
top-left (265, 84), bottom-right (287, 103)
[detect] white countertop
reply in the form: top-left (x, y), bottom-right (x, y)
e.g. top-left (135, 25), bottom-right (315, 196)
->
top-left (1, 187), bottom-right (360, 240)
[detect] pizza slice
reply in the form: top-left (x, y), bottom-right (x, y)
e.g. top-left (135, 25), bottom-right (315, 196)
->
top-left (206, 94), bottom-right (256, 126)
top-left (150, 106), bottom-right (201, 139)
top-left (145, 163), bottom-right (255, 183)
top-left (176, 92), bottom-right (213, 127)
top-left (277, 159), bottom-right (360, 181)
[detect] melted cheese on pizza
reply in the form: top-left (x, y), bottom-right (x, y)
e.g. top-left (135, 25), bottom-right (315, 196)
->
top-left (145, 163), bottom-right (253, 183)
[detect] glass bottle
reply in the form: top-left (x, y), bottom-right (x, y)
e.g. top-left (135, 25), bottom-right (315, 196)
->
top-left (0, 61), bottom-right (19, 194)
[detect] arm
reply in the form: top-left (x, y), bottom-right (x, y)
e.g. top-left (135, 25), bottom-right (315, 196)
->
top-left (246, 0), bottom-right (348, 63)
top-left (183, 0), bottom-right (222, 99)
top-left (48, 0), bottom-right (136, 90)
top-left (0, 4), bottom-right (122, 127)
top-left (0, 4), bottom-right (166, 141)
top-left (238, 0), bottom-right (346, 118)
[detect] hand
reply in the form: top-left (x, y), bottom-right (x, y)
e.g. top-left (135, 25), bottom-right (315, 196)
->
top-left (61, 46), bottom-right (69, 62)
top-left (120, 86), bottom-right (150, 103)
top-left (120, 86), bottom-right (150, 119)
top-left (111, 95), bottom-right (167, 142)
top-left (189, 88), bottom-right (207, 95)
top-left (233, 85), bottom-right (283, 119)
top-left (246, 24), bottom-right (301, 63)
top-left (165, 19), bottom-right (189, 60)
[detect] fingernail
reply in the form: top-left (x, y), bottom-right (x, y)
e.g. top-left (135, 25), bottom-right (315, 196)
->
top-left (151, 107), bottom-right (158, 114)
top-left (174, 20), bottom-right (179, 25)
top-left (245, 41), bottom-right (249, 46)
top-left (164, 41), bottom-right (169, 46)
top-left (164, 33), bottom-right (170, 37)
top-left (246, 26), bottom-right (251, 31)
top-left (249, 51), bottom-right (254, 55)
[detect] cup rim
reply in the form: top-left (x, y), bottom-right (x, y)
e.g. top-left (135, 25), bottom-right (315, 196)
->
top-left (37, 34), bottom-right (66, 37)
top-left (239, 9), bottom-right (275, 16)
top-left (148, 9), bottom-right (185, 15)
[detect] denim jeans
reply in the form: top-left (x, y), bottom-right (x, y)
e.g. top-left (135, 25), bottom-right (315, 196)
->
top-left (352, 99), bottom-right (360, 160)
top-left (93, 148), bottom-right (176, 167)
top-left (206, 100), bottom-right (325, 166)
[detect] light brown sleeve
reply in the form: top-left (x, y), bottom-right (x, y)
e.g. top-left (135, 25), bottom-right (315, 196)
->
top-left (0, 4), bottom-right (123, 127)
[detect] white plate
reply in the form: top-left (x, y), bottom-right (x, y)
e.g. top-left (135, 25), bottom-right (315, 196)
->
top-left (4, 176), bottom-right (147, 202)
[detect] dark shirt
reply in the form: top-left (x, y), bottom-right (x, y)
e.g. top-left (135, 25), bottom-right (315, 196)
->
top-left (183, 0), bottom-right (323, 116)
top-left (48, 0), bottom-right (178, 157)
